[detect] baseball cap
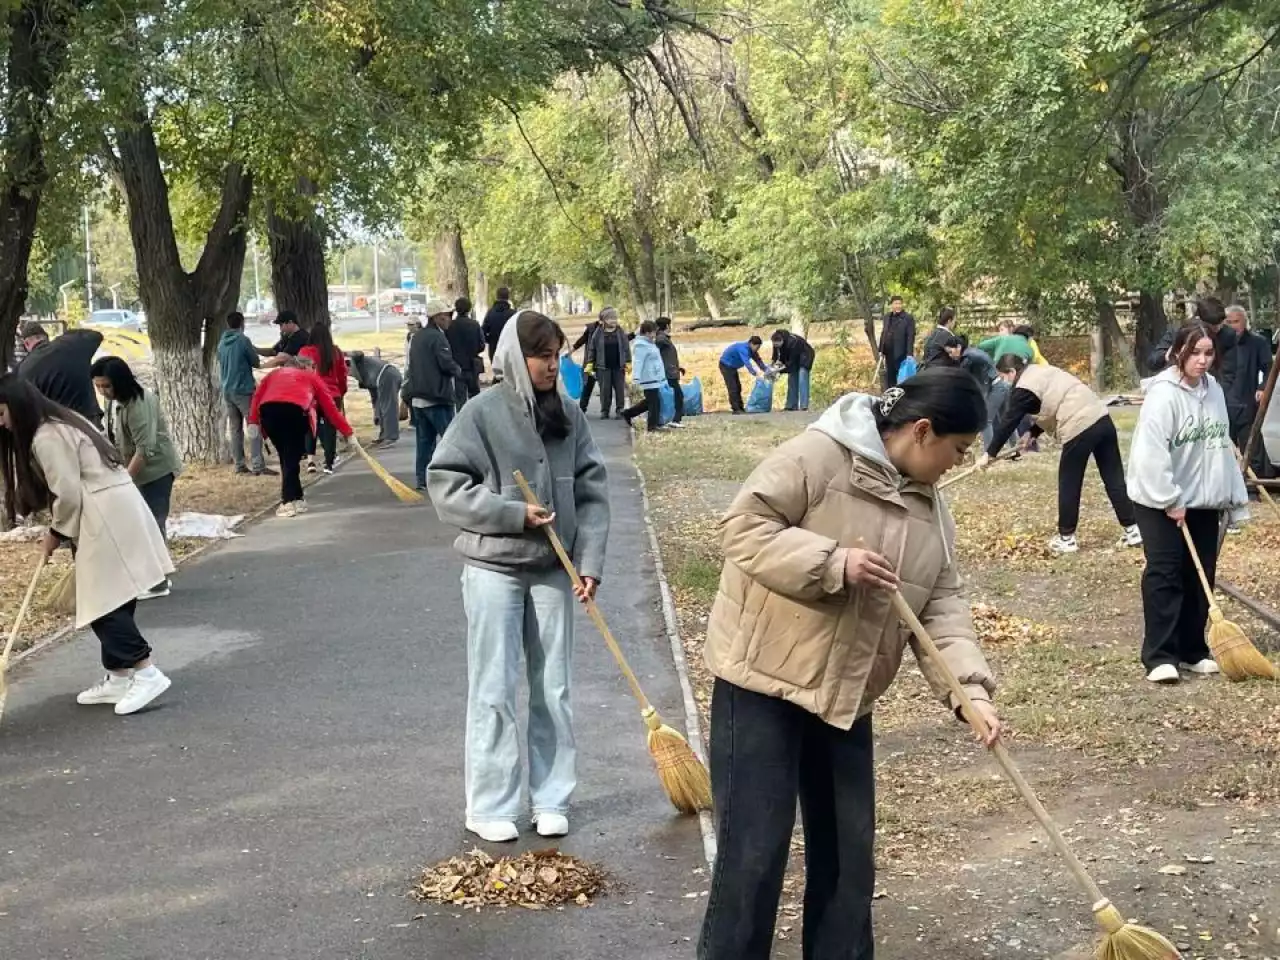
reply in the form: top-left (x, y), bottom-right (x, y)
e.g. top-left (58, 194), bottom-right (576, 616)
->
top-left (424, 298), bottom-right (452, 318)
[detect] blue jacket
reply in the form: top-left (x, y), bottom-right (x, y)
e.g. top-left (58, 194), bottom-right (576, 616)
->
top-left (631, 336), bottom-right (666, 389)
top-left (720, 341), bottom-right (764, 375)
top-left (218, 329), bottom-right (260, 397)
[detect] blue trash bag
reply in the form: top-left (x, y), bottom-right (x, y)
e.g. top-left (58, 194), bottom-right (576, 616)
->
top-left (682, 377), bottom-right (704, 416)
top-left (896, 356), bottom-right (918, 383)
top-left (658, 382), bottom-right (676, 425)
top-left (746, 377), bottom-right (774, 414)
top-left (559, 352), bottom-right (584, 400)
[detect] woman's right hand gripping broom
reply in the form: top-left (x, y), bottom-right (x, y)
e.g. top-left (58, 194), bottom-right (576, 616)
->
top-left (523, 502), bottom-right (596, 602)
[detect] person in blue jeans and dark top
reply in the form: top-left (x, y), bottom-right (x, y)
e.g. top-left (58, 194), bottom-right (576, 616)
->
top-left (769, 328), bottom-right (815, 411)
top-left (402, 298), bottom-right (461, 491)
top-left (719, 336), bottom-right (767, 414)
top-left (427, 310), bottom-right (610, 843)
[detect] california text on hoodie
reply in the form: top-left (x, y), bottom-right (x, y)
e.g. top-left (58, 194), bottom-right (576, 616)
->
top-left (426, 314), bottom-right (612, 580)
top-left (1127, 367), bottom-right (1249, 519)
top-left (704, 392), bottom-right (995, 730)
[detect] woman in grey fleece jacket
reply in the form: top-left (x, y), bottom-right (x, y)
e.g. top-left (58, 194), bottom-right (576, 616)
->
top-left (427, 310), bottom-right (610, 843)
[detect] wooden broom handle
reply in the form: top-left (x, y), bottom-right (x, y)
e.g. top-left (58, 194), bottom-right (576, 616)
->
top-left (1179, 523), bottom-right (1218, 609)
top-left (513, 471), bottom-right (653, 712)
top-left (1, 556), bottom-right (48, 671)
top-left (889, 591), bottom-right (1109, 907)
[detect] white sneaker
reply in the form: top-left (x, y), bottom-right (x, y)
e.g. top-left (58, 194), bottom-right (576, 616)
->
top-left (1048, 534), bottom-right (1079, 555)
top-left (114, 668), bottom-right (171, 715)
top-left (1120, 525), bottom-right (1143, 547)
top-left (138, 580), bottom-right (172, 601)
top-left (1146, 663), bottom-right (1180, 684)
top-left (533, 813), bottom-right (569, 838)
top-left (323, 466), bottom-right (334, 476)
top-left (276, 502), bottom-right (297, 518)
top-left (1227, 524), bottom-right (1242, 535)
top-left (1182, 659), bottom-right (1220, 675)
top-left (76, 673), bottom-right (131, 705)
top-left (667, 421), bottom-right (685, 429)
top-left (294, 500), bottom-right (309, 515)
top-left (465, 819), bottom-right (519, 843)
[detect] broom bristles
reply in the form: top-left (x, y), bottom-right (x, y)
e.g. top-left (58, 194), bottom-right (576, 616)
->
top-left (642, 707), bottom-right (712, 814)
top-left (1093, 901), bottom-right (1180, 959)
top-left (354, 441), bottom-right (424, 503)
top-left (45, 568), bottom-right (75, 615)
top-left (1207, 614), bottom-right (1280, 681)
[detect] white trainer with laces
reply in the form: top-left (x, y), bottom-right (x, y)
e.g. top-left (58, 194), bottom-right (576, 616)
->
top-left (276, 502), bottom-right (297, 518)
top-left (533, 813), bottom-right (569, 838)
top-left (114, 668), bottom-right (171, 716)
top-left (77, 673), bottom-right (131, 705)
top-left (1182, 659), bottom-right (1220, 675)
top-left (466, 819), bottom-right (519, 843)
top-left (1146, 663), bottom-right (1180, 684)
top-left (1048, 534), bottom-right (1079, 555)
top-left (294, 500), bottom-right (309, 515)
top-left (1120, 525), bottom-right (1143, 547)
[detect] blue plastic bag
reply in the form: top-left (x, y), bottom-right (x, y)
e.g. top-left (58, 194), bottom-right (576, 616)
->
top-left (559, 352), bottom-right (584, 400)
top-left (746, 377), bottom-right (774, 414)
top-left (658, 382), bottom-right (676, 425)
top-left (896, 356), bottom-right (918, 383)
top-left (682, 377), bottom-right (703, 416)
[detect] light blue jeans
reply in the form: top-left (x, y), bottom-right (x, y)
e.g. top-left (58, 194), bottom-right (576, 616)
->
top-left (785, 368), bottom-right (811, 411)
top-left (461, 564), bottom-right (576, 822)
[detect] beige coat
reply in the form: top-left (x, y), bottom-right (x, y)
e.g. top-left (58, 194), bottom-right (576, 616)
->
top-left (705, 398), bottom-right (995, 729)
top-left (1016, 363), bottom-right (1106, 444)
top-left (33, 422), bottom-right (174, 628)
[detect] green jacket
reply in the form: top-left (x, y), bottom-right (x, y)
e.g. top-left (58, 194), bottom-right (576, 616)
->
top-left (976, 334), bottom-right (1034, 365)
top-left (107, 389), bottom-right (183, 487)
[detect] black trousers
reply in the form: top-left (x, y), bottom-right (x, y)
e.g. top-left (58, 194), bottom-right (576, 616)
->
top-left (1231, 406), bottom-right (1271, 479)
top-left (622, 388), bottom-right (662, 430)
top-left (91, 599), bottom-right (151, 671)
top-left (667, 376), bottom-right (684, 423)
top-left (881, 353), bottom-right (903, 390)
top-left (578, 372), bottom-right (597, 412)
top-left (596, 367), bottom-right (626, 417)
top-left (699, 680), bottom-right (875, 960)
top-left (259, 402), bottom-right (308, 503)
top-left (454, 369), bottom-right (481, 411)
top-left (720, 363), bottom-right (746, 413)
top-left (1134, 505), bottom-right (1218, 670)
top-left (1056, 416), bottom-right (1136, 536)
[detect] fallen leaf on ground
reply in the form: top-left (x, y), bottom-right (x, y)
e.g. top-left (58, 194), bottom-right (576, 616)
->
top-left (412, 848), bottom-right (609, 910)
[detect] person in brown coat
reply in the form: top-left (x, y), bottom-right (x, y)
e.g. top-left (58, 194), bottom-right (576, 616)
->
top-left (698, 367), bottom-right (1001, 960)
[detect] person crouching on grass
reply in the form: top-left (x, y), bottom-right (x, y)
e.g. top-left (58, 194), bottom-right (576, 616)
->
top-left (248, 357), bottom-right (354, 518)
top-left (427, 311), bottom-right (609, 843)
top-left (0, 375), bottom-right (174, 715)
top-left (1127, 323), bottom-right (1249, 685)
top-left (697, 367), bottom-right (1001, 960)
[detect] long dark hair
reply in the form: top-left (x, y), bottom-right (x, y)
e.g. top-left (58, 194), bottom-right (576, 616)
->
top-left (1171, 322), bottom-right (1216, 374)
top-left (874, 367), bottom-right (986, 437)
top-left (517, 311), bottom-right (571, 441)
top-left (89, 356), bottom-right (145, 404)
top-left (0, 375), bottom-right (123, 525)
top-left (309, 321), bottom-right (339, 376)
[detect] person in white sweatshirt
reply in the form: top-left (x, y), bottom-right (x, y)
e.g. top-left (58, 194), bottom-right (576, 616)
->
top-left (1127, 323), bottom-right (1249, 685)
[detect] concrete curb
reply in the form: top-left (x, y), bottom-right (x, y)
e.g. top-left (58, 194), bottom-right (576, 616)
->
top-left (633, 434), bottom-right (718, 867)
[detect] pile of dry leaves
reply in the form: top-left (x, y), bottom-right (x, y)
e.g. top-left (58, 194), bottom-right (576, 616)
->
top-left (970, 601), bottom-right (1055, 648)
top-left (412, 848), bottom-right (609, 910)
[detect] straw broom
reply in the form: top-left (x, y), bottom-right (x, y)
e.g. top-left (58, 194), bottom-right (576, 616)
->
top-left (1180, 524), bottom-right (1280, 681)
top-left (1, 556), bottom-right (49, 724)
top-left (350, 437), bottom-right (424, 503)
top-left (45, 565), bottom-right (75, 614)
top-left (1245, 467), bottom-right (1280, 524)
top-left (890, 591), bottom-right (1181, 960)
top-left (513, 470), bottom-right (712, 814)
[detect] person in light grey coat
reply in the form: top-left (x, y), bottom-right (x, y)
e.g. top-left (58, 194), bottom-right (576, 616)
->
top-left (585, 307), bottom-right (631, 419)
top-left (347, 350), bottom-right (402, 445)
top-left (427, 309), bottom-right (609, 844)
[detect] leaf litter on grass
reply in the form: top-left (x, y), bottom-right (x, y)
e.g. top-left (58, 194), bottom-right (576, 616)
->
top-left (412, 848), bottom-right (610, 911)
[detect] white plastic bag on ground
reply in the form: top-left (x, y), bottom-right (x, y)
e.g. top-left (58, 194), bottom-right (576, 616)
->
top-left (166, 512), bottom-right (245, 540)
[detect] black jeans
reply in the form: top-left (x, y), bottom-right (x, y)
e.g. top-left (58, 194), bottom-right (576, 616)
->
top-left (578, 372), bottom-right (597, 413)
top-left (1231, 405), bottom-right (1271, 479)
top-left (622, 388), bottom-right (662, 430)
top-left (700, 680), bottom-right (875, 960)
top-left (1056, 416), bottom-right (1136, 536)
top-left (91, 600), bottom-right (151, 671)
top-left (138, 472), bottom-right (175, 591)
top-left (881, 353), bottom-right (903, 390)
top-left (720, 363), bottom-right (746, 413)
top-left (1134, 504), bottom-right (1219, 670)
top-left (313, 396), bottom-right (344, 470)
top-left (596, 367), bottom-right (626, 417)
top-left (454, 369), bottom-right (481, 411)
top-left (259, 402), bottom-right (309, 503)
top-left (667, 376), bottom-right (684, 423)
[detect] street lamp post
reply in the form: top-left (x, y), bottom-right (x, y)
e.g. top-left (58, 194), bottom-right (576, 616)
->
top-left (83, 205), bottom-right (93, 311)
top-left (109, 284), bottom-right (121, 309)
top-left (58, 280), bottom-right (76, 317)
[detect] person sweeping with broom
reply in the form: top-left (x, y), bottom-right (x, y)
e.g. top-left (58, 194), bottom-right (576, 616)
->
top-left (0, 375), bottom-right (174, 715)
top-left (1128, 323), bottom-right (1250, 685)
top-left (427, 310), bottom-right (609, 843)
top-left (698, 367), bottom-right (1001, 960)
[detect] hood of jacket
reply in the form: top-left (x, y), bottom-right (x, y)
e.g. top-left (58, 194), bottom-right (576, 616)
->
top-left (492, 309), bottom-right (576, 419)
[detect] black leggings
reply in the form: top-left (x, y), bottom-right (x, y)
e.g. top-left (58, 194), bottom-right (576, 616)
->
top-left (1057, 416), bottom-right (1136, 536)
top-left (259, 402), bottom-right (309, 503)
top-left (622, 388), bottom-right (662, 430)
top-left (315, 396), bottom-right (344, 469)
top-left (1134, 505), bottom-right (1219, 670)
top-left (91, 600), bottom-right (151, 671)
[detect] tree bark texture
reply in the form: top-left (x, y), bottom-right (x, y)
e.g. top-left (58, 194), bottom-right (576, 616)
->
top-left (433, 226), bottom-right (470, 303)
top-left (267, 181), bottom-right (329, 330)
top-left (604, 215), bottom-right (648, 323)
top-left (636, 225), bottom-right (659, 322)
top-left (1136, 289), bottom-right (1167, 372)
top-left (0, 0), bottom-right (79, 367)
top-left (1096, 292), bottom-right (1138, 385)
top-left (113, 117), bottom-right (251, 460)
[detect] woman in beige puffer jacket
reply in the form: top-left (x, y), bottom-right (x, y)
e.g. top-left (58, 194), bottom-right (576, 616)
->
top-left (698, 367), bottom-right (1001, 960)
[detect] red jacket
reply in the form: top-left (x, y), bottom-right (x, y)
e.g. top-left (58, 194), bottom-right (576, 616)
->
top-left (299, 345), bottom-right (349, 399)
top-left (249, 367), bottom-right (354, 437)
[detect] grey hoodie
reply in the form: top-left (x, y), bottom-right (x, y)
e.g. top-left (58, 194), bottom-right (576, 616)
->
top-left (427, 313), bottom-right (611, 578)
top-left (1126, 368), bottom-right (1249, 519)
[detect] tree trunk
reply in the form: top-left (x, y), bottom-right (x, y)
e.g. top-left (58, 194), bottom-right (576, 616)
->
top-left (1096, 291), bottom-right (1138, 385)
top-left (476, 270), bottom-right (489, 314)
top-left (433, 225), bottom-right (469, 303)
top-left (604, 215), bottom-right (647, 322)
top-left (790, 308), bottom-right (808, 339)
top-left (266, 179), bottom-right (329, 330)
top-left (1135, 288), bottom-right (1167, 373)
top-left (636, 225), bottom-right (659, 322)
top-left (0, 0), bottom-right (79, 367)
top-left (113, 116), bottom-right (251, 461)
top-left (703, 289), bottom-right (723, 324)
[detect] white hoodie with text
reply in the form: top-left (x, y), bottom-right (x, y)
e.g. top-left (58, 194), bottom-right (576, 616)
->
top-left (1126, 368), bottom-right (1248, 519)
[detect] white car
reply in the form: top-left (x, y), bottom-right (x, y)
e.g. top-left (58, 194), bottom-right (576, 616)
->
top-left (88, 309), bottom-right (143, 332)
